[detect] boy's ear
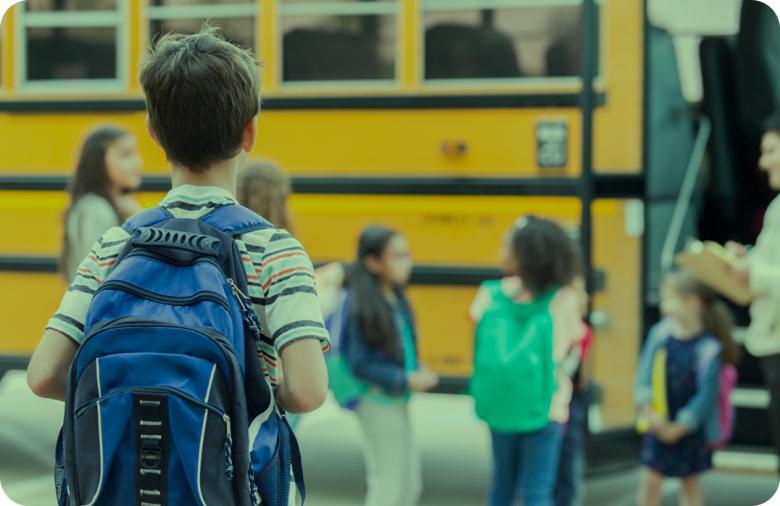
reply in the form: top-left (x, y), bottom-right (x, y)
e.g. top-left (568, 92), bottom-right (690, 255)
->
top-left (145, 116), bottom-right (161, 147)
top-left (240, 115), bottom-right (258, 154)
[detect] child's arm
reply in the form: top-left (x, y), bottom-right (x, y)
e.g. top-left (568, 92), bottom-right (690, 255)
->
top-left (675, 339), bottom-right (722, 433)
top-left (27, 329), bottom-right (78, 400)
top-left (314, 262), bottom-right (345, 318)
top-left (276, 339), bottom-right (330, 413)
top-left (256, 234), bottom-right (330, 413)
top-left (28, 228), bottom-right (126, 400)
top-left (468, 285), bottom-right (491, 324)
top-left (343, 315), bottom-right (407, 395)
top-left (550, 287), bottom-right (586, 363)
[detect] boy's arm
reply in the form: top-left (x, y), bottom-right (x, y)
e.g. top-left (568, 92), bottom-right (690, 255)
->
top-left (27, 329), bottom-right (79, 401)
top-left (276, 339), bottom-right (329, 413)
top-left (28, 227), bottom-right (128, 401)
top-left (256, 232), bottom-right (330, 413)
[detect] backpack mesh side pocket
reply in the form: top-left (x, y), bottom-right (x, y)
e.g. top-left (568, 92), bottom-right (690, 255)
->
top-left (54, 430), bottom-right (68, 506)
top-left (255, 415), bottom-right (292, 505)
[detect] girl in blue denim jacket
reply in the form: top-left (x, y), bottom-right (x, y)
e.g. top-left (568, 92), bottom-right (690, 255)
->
top-left (635, 272), bottom-right (739, 506)
top-left (344, 226), bottom-right (439, 506)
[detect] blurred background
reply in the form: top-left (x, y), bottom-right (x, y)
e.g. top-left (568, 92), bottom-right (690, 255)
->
top-left (0, 0), bottom-right (779, 504)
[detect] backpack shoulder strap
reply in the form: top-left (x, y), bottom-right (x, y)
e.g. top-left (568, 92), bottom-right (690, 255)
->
top-left (122, 206), bottom-right (173, 234)
top-left (201, 204), bottom-right (273, 236)
top-left (202, 204), bottom-right (276, 418)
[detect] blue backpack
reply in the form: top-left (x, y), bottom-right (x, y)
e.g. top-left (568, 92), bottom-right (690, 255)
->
top-left (55, 204), bottom-right (305, 506)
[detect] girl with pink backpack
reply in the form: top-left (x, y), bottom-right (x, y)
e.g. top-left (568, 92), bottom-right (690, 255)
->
top-left (635, 271), bottom-right (740, 506)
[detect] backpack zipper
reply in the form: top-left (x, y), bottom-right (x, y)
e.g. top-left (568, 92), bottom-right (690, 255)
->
top-left (223, 413), bottom-right (234, 480)
top-left (75, 384), bottom-right (235, 480)
top-left (75, 385), bottom-right (225, 420)
top-left (96, 280), bottom-right (231, 312)
top-left (68, 320), bottom-right (249, 492)
top-left (227, 278), bottom-right (262, 341)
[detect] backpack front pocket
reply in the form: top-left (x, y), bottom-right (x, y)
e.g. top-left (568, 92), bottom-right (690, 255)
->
top-left (69, 349), bottom-right (239, 506)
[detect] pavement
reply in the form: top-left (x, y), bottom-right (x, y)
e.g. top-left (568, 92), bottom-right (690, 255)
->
top-left (0, 370), bottom-right (777, 506)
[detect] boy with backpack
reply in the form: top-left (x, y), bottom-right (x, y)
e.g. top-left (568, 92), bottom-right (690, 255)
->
top-left (26, 26), bottom-right (330, 505)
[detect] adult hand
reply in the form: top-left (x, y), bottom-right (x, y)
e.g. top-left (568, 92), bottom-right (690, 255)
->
top-left (725, 241), bottom-right (748, 260)
top-left (730, 258), bottom-right (751, 288)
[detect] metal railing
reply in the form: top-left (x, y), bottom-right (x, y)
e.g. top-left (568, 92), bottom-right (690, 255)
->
top-left (659, 113), bottom-right (712, 275)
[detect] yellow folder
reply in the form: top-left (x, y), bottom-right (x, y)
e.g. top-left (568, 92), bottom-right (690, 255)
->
top-left (636, 348), bottom-right (669, 434)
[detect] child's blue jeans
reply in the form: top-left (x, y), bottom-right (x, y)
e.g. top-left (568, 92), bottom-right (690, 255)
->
top-left (488, 422), bottom-right (564, 506)
top-left (554, 394), bottom-right (588, 506)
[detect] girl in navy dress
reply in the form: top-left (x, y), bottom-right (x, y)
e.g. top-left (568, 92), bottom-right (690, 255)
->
top-left (635, 272), bottom-right (740, 506)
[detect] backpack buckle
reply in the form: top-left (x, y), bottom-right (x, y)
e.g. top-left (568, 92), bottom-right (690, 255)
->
top-left (135, 394), bottom-right (168, 506)
top-left (140, 441), bottom-right (162, 470)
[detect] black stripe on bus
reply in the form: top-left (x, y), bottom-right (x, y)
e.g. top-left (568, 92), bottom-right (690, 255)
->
top-left (0, 256), bottom-right (502, 285)
top-left (0, 256), bottom-right (58, 272)
top-left (410, 266), bottom-right (501, 285)
top-left (0, 175), bottom-right (644, 197)
top-left (0, 355), bottom-right (31, 377)
top-left (311, 263), bottom-right (502, 286)
top-left (0, 93), bottom-right (606, 113)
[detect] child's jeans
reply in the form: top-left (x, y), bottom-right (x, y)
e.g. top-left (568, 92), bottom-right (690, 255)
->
top-left (488, 422), bottom-right (564, 506)
top-left (554, 393), bottom-right (588, 506)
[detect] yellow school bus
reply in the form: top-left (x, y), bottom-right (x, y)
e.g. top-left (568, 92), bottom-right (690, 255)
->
top-left (0, 0), bottom-right (646, 441)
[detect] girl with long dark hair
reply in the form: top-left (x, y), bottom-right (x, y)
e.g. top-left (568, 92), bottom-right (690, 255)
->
top-left (60, 126), bottom-right (142, 282)
top-left (344, 226), bottom-right (438, 506)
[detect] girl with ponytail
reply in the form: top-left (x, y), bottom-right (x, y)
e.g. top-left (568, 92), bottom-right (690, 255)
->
top-left (635, 271), bottom-right (739, 506)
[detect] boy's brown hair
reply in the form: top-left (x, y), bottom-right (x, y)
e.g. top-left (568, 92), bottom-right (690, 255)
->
top-left (139, 25), bottom-right (261, 172)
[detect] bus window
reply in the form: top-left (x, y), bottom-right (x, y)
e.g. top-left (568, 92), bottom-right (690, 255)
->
top-left (20, 1), bottom-right (122, 86)
top-left (147, 0), bottom-right (258, 51)
top-left (422, 2), bottom-right (588, 81)
top-left (280, 0), bottom-right (397, 83)
top-left (25, 0), bottom-right (117, 10)
top-left (0, 13), bottom-right (5, 90)
top-left (26, 27), bottom-right (117, 81)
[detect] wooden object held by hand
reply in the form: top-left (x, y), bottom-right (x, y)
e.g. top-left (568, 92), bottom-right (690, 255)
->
top-left (675, 241), bottom-right (752, 306)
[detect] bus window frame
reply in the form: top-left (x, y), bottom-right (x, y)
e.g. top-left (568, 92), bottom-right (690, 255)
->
top-left (146, 1), bottom-right (260, 53)
top-left (419, 0), bottom-right (603, 90)
top-left (277, 0), bottom-right (401, 90)
top-left (14, 0), bottom-right (129, 94)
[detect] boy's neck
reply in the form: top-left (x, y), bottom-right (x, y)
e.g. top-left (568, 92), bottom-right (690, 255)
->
top-left (170, 158), bottom-right (241, 196)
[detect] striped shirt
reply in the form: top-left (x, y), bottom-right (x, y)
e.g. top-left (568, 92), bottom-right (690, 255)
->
top-left (47, 185), bottom-right (331, 385)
